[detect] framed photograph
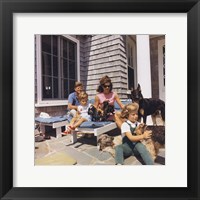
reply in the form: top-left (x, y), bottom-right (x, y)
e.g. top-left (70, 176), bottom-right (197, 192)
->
top-left (0, 0), bottom-right (199, 199)
top-left (34, 33), bottom-right (166, 167)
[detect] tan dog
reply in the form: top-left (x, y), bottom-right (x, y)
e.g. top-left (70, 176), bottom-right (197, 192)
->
top-left (134, 124), bottom-right (165, 160)
top-left (97, 134), bottom-right (122, 157)
top-left (97, 134), bottom-right (115, 150)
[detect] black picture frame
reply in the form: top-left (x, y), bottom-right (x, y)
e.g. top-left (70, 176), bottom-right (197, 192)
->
top-left (0, 0), bottom-right (199, 199)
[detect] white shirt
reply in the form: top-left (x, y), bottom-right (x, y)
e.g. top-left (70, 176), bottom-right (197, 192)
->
top-left (77, 103), bottom-right (92, 118)
top-left (121, 120), bottom-right (140, 138)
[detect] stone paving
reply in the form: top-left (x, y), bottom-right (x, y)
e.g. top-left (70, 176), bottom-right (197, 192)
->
top-left (35, 127), bottom-right (165, 166)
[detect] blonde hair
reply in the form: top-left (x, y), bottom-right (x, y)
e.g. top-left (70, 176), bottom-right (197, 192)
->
top-left (78, 91), bottom-right (88, 101)
top-left (120, 103), bottom-right (139, 119)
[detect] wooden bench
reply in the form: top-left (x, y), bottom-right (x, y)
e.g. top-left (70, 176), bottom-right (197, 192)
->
top-left (35, 115), bottom-right (69, 138)
top-left (70, 121), bottom-right (118, 143)
top-left (35, 99), bottom-right (132, 142)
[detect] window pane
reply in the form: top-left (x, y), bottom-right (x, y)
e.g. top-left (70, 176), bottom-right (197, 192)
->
top-left (53, 56), bottom-right (58, 77)
top-left (69, 41), bottom-right (76, 60)
top-left (63, 58), bottom-right (68, 78)
top-left (42, 35), bottom-right (51, 53)
top-left (63, 39), bottom-right (68, 59)
top-left (53, 78), bottom-right (58, 98)
top-left (63, 79), bottom-right (69, 98)
top-left (42, 53), bottom-right (51, 76)
top-left (128, 67), bottom-right (134, 89)
top-left (62, 79), bottom-right (75, 99)
top-left (69, 61), bottom-right (76, 79)
top-left (53, 36), bottom-right (58, 56)
top-left (69, 80), bottom-right (75, 94)
top-left (42, 76), bottom-right (52, 99)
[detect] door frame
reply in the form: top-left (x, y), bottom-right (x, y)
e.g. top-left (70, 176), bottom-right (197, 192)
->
top-left (158, 39), bottom-right (165, 101)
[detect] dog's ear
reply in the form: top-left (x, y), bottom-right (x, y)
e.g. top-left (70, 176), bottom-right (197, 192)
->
top-left (98, 134), bottom-right (107, 141)
top-left (137, 84), bottom-right (141, 91)
top-left (98, 135), bottom-right (106, 143)
top-left (97, 137), bottom-right (102, 144)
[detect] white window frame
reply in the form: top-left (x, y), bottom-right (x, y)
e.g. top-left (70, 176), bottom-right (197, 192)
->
top-left (158, 39), bottom-right (165, 101)
top-left (35, 35), bottom-right (80, 107)
top-left (126, 36), bottom-right (137, 90)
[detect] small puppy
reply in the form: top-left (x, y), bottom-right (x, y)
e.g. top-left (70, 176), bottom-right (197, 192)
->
top-left (88, 105), bottom-right (103, 121)
top-left (88, 102), bottom-right (115, 122)
top-left (134, 123), bottom-right (165, 160)
top-left (101, 101), bottom-right (115, 120)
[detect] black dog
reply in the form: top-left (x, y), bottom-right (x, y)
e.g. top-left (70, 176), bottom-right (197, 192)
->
top-left (88, 105), bottom-right (103, 121)
top-left (88, 101), bottom-right (115, 122)
top-left (102, 101), bottom-right (115, 120)
top-left (130, 84), bottom-right (165, 125)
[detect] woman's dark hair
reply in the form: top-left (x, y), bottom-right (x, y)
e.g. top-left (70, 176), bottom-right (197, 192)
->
top-left (96, 75), bottom-right (113, 93)
top-left (96, 83), bottom-right (113, 93)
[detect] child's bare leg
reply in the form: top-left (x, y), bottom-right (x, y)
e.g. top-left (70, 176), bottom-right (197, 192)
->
top-left (63, 115), bottom-right (80, 134)
top-left (69, 117), bottom-right (77, 126)
top-left (72, 117), bottom-right (87, 129)
top-left (69, 114), bottom-right (81, 125)
top-left (63, 118), bottom-right (87, 136)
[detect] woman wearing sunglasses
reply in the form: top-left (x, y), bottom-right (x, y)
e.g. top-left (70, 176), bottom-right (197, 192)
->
top-left (94, 75), bottom-right (124, 127)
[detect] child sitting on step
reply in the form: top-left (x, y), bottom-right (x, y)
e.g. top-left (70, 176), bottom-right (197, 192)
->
top-left (115, 103), bottom-right (154, 165)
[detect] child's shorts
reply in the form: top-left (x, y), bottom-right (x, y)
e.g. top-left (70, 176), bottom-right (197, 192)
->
top-left (81, 114), bottom-right (92, 122)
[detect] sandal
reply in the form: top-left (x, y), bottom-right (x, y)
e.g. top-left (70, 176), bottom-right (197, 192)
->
top-left (62, 126), bottom-right (75, 135)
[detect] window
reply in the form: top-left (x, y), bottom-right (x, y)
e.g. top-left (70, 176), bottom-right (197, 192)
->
top-left (158, 39), bottom-right (165, 101)
top-left (163, 45), bottom-right (165, 86)
top-left (42, 35), bottom-right (59, 99)
top-left (127, 36), bottom-right (137, 90)
top-left (35, 35), bottom-right (79, 106)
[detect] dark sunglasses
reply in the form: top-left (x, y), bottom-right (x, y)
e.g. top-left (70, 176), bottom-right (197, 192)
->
top-left (103, 84), bottom-right (111, 88)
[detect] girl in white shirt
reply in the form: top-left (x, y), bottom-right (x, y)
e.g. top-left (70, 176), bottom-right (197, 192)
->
top-left (115, 103), bottom-right (154, 165)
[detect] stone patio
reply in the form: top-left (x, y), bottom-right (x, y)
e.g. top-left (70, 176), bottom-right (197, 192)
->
top-left (35, 126), bottom-right (165, 165)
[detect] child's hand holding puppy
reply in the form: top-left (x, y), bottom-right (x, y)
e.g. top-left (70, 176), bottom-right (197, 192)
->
top-left (143, 130), bottom-right (152, 139)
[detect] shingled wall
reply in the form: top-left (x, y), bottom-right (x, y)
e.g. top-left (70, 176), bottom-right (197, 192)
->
top-left (77, 35), bottom-right (129, 100)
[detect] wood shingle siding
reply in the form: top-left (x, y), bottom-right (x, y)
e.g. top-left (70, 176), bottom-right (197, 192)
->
top-left (79, 35), bottom-right (128, 99)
